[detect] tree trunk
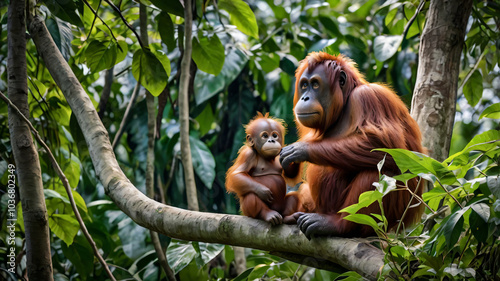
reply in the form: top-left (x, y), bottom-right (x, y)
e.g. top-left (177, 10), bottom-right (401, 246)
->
top-left (411, 0), bottom-right (473, 161)
top-left (140, 5), bottom-right (176, 280)
top-left (8, 1), bottom-right (53, 279)
top-left (179, 0), bottom-right (199, 211)
top-left (98, 66), bottom-right (113, 119)
top-left (28, 15), bottom-right (384, 280)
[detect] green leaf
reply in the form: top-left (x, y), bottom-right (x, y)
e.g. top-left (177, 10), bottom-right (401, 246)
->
top-left (85, 40), bottom-right (117, 73)
top-left (190, 136), bottom-right (216, 188)
top-left (46, 17), bottom-right (74, 61)
top-left (132, 49), bottom-right (169, 96)
top-left (70, 189), bottom-right (88, 215)
top-left (44, 0), bottom-right (84, 27)
top-left (192, 242), bottom-right (225, 268)
top-left (393, 173), bottom-right (418, 183)
top-left (308, 38), bottom-right (337, 53)
top-left (463, 70), bottom-right (483, 107)
top-left (153, 49), bottom-right (172, 77)
top-left (45, 189), bottom-right (70, 204)
top-left (49, 214), bottom-right (80, 246)
top-left (280, 72), bottom-right (291, 92)
top-left (470, 211), bottom-right (488, 243)
top-left (232, 268), bottom-right (253, 281)
top-left (375, 149), bottom-right (457, 185)
top-left (247, 265), bottom-right (271, 280)
top-left (192, 35), bottom-right (225, 75)
top-left (167, 240), bottom-right (197, 274)
top-left (157, 12), bottom-right (176, 52)
top-left (334, 271), bottom-right (364, 281)
top-left (373, 175), bottom-right (397, 196)
top-left (218, 0), bottom-right (259, 38)
top-left (339, 190), bottom-right (382, 215)
top-left (471, 202), bottom-right (491, 222)
top-left (373, 35), bottom-right (402, 61)
top-left (61, 148), bottom-right (82, 188)
top-left (150, 0), bottom-right (184, 17)
top-left (319, 16), bottom-right (343, 39)
top-left (178, 260), bottom-right (209, 280)
top-left (479, 103), bottom-right (500, 120)
top-left (442, 207), bottom-right (469, 249)
top-left (353, 0), bottom-right (378, 18)
top-left (423, 187), bottom-right (447, 210)
top-left (115, 40), bottom-right (128, 64)
top-left (195, 105), bottom-right (215, 136)
top-left (258, 54), bottom-right (280, 73)
top-left (112, 213), bottom-right (149, 259)
top-left (384, 7), bottom-right (398, 27)
top-left (446, 130), bottom-right (500, 166)
top-left (280, 55), bottom-right (298, 76)
top-left (194, 47), bottom-right (248, 105)
top-left (61, 235), bottom-right (94, 279)
top-left (411, 267), bottom-right (437, 279)
top-left (343, 214), bottom-right (379, 229)
top-left (389, 245), bottom-right (410, 259)
top-left (487, 176), bottom-right (500, 198)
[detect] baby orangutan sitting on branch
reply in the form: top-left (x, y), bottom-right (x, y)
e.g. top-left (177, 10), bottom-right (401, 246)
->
top-left (225, 113), bottom-right (300, 225)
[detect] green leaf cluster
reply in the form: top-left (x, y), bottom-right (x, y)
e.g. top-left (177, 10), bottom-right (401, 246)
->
top-left (342, 122), bottom-right (500, 279)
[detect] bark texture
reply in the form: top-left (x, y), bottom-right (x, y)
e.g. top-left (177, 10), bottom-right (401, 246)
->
top-left (98, 66), bottom-right (113, 119)
top-left (140, 5), bottom-right (176, 280)
top-left (179, 0), bottom-right (199, 211)
top-left (29, 15), bottom-right (384, 280)
top-left (8, 1), bottom-right (53, 279)
top-left (411, 0), bottom-right (473, 161)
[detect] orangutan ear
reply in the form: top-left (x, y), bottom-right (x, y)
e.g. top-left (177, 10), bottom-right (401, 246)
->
top-left (339, 70), bottom-right (346, 87)
top-left (246, 134), bottom-right (254, 146)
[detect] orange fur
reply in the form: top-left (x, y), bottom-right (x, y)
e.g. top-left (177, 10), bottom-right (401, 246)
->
top-left (292, 52), bottom-right (425, 236)
top-left (226, 113), bottom-right (297, 224)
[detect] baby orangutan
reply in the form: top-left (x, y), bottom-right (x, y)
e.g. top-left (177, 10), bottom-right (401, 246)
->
top-left (226, 113), bottom-right (297, 225)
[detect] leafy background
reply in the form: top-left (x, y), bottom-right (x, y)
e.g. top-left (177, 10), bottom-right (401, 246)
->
top-left (0, 0), bottom-right (499, 280)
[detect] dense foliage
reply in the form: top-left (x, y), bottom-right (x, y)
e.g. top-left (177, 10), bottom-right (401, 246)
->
top-left (0, 0), bottom-right (499, 280)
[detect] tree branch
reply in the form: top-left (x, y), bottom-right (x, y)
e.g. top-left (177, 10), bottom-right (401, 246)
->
top-left (111, 81), bottom-right (140, 149)
top-left (98, 66), bottom-right (113, 119)
top-left (82, 0), bottom-right (118, 42)
top-left (179, 0), bottom-right (199, 211)
top-left (103, 0), bottom-right (144, 48)
top-left (140, 4), bottom-right (176, 280)
top-left (28, 15), bottom-right (384, 280)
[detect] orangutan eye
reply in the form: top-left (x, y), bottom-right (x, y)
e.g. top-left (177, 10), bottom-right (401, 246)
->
top-left (272, 133), bottom-right (278, 138)
top-left (301, 82), bottom-right (308, 90)
top-left (312, 81), bottom-right (319, 89)
top-left (262, 133), bottom-right (268, 138)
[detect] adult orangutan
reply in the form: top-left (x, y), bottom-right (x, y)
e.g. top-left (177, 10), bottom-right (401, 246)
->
top-left (226, 113), bottom-right (299, 225)
top-left (280, 52), bottom-right (425, 238)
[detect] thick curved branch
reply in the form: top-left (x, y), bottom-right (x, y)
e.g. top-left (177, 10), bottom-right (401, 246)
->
top-left (28, 15), bottom-right (384, 280)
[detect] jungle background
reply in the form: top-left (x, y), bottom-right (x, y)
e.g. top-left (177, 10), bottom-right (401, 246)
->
top-left (0, 0), bottom-right (499, 280)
